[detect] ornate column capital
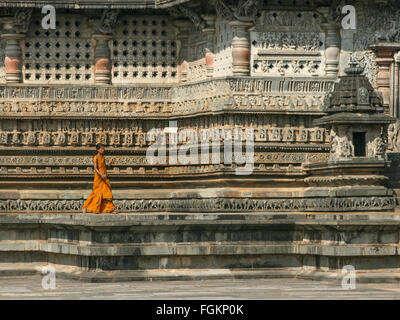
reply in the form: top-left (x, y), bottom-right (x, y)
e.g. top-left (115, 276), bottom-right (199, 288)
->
top-left (6, 8), bottom-right (33, 34)
top-left (97, 9), bottom-right (119, 35)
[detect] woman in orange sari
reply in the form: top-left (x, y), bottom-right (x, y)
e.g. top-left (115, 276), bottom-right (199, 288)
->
top-left (82, 143), bottom-right (117, 214)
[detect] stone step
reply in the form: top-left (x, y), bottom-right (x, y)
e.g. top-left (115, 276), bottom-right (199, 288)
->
top-left (1, 263), bottom-right (400, 284)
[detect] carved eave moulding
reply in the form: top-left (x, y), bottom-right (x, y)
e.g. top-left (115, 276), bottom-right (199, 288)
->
top-left (233, 0), bottom-right (262, 23)
top-left (213, 0), bottom-right (261, 23)
top-left (167, 4), bottom-right (206, 30)
top-left (213, 0), bottom-right (233, 20)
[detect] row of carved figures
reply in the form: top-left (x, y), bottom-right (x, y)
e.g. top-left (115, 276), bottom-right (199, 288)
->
top-left (0, 127), bottom-right (327, 146)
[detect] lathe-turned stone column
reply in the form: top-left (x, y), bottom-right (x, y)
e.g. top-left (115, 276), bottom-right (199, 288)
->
top-left (93, 9), bottom-right (119, 84)
top-left (370, 43), bottom-right (400, 114)
top-left (394, 51), bottom-right (400, 119)
top-left (321, 21), bottom-right (341, 77)
top-left (93, 34), bottom-right (112, 84)
top-left (202, 15), bottom-right (216, 79)
top-left (229, 20), bottom-right (253, 76)
top-left (1, 21), bottom-right (24, 83)
top-left (174, 20), bottom-right (191, 83)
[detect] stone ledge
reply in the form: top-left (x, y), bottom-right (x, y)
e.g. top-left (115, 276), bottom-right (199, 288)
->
top-left (2, 212), bottom-right (400, 224)
top-left (0, 241), bottom-right (399, 257)
top-left (1, 264), bottom-right (399, 284)
top-left (1, 214), bottom-right (400, 283)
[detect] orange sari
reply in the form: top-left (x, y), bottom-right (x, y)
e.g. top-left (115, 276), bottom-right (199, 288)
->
top-left (83, 154), bottom-right (115, 214)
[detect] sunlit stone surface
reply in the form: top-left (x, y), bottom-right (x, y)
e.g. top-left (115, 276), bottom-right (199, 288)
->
top-left (0, 0), bottom-right (399, 213)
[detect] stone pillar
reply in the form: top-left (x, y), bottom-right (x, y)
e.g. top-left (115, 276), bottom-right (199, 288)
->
top-left (229, 20), bottom-right (253, 76)
top-left (181, 61), bottom-right (189, 83)
top-left (321, 21), bottom-right (341, 77)
top-left (174, 20), bottom-right (191, 83)
top-left (370, 44), bottom-right (400, 114)
top-left (202, 15), bottom-right (216, 79)
top-left (1, 21), bottom-right (24, 83)
top-left (93, 34), bottom-right (112, 84)
top-left (394, 52), bottom-right (400, 119)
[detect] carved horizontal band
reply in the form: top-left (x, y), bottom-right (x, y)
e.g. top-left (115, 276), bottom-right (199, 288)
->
top-left (0, 127), bottom-right (327, 146)
top-left (0, 153), bottom-right (329, 166)
top-left (0, 196), bottom-right (395, 212)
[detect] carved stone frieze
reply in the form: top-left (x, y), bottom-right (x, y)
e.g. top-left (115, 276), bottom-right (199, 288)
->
top-left (0, 4), bottom-right (397, 214)
top-left (0, 196), bottom-right (394, 213)
top-left (0, 78), bottom-right (335, 117)
top-left (354, 3), bottom-right (400, 51)
top-left (0, 118), bottom-right (328, 147)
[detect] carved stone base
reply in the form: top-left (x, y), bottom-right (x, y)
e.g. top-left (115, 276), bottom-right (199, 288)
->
top-left (2, 213), bottom-right (400, 283)
top-left (303, 158), bottom-right (396, 211)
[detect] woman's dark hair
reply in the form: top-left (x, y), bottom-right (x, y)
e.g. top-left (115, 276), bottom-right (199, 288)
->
top-left (96, 143), bottom-right (105, 150)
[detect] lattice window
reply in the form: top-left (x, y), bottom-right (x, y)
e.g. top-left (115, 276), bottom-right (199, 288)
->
top-left (112, 16), bottom-right (178, 84)
top-left (0, 39), bottom-right (5, 84)
top-left (24, 14), bottom-right (93, 84)
top-left (214, 18), bottom-right (233, 78)
top-left (251, 10), bottom-right (324, 77)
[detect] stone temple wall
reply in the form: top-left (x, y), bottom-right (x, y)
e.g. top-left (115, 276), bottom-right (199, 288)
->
top-left (0, 0), bottom-right (399, 213)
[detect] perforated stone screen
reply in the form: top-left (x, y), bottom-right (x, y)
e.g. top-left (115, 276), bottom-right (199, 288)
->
top-left (187, 29), bottom-right (207, 82)
top-left (24, 14), bottom-right (93, 84)
top-left (214, 18), bottom-right (233, 78)
top-left (111, 16), bottom-right (178, 84)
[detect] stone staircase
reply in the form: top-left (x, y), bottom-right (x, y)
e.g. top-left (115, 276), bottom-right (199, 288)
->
top-left (1, 212), bottom-right (400, 283)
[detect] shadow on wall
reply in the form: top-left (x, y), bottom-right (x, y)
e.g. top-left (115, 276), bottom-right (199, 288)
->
top-left (387, 120), bottom-right (400, 207)
top-left (386, 152), bottom-right (400, 208)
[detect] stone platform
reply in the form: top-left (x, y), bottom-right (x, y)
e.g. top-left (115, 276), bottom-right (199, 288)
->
top-left (1, 212), bottom-right (400, 283)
